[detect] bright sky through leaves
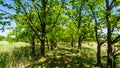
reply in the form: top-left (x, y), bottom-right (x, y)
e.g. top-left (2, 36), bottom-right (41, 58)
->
top-left (0, 0), bottom-right (16, 36)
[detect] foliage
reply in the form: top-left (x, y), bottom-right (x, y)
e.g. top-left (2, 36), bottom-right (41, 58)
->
top-left (0, 35), bottom-right (5, 41)
top-left (0, 0), bottom-right (120, 68)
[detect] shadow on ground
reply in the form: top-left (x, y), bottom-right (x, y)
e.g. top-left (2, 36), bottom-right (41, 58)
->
top-left (26, 46), bottom-right (97, 68)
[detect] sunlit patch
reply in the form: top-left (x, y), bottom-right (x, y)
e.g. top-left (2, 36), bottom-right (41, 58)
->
top-left (83, 63), bottom-right (90, 68)
top-left (56, 55), bottom-right (61, 59)
top-left (38, 57), bottom-right (46, 63)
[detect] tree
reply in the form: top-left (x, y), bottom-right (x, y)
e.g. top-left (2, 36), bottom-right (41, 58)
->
top-left (87, 0), bottom-right (106, 66)
top-left (45, 2), bottom-right (64, 50)
top-left (0, 35), bottom-right (5, 41)
top-left (65, 0), bottom-right (90, 51)
top-left (4, 0), bottom-right (65, 56)
top-left (1, 0), bottom-right (120, 67)
top-left (68, 22), bottom-right (77, 47)
top-left (105, 0), bottom-right (120, 67)
top-left (7, 22), bottom-right (37, 57)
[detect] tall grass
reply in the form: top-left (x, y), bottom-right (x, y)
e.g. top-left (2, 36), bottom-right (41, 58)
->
top-left (0, 41), bottom-right (32, 68)
top-left (1, 41), bottom-right (120, 68)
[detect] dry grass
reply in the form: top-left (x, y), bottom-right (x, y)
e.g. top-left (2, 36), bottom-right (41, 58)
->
top-left (82, 42), bottom-right (107, 51)
top-left (0, 41), bottom-right (31, 68)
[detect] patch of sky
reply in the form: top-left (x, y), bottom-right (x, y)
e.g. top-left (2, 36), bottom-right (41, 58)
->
top-left (0, 0), bottom-right (16, 36)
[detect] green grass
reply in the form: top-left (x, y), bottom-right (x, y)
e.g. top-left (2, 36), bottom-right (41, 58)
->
top-left (26, 43), bottom-right (120, 68)
top-left (0, 41), bottom-right (32, 68)
top-left (26, 45), bottom-right (97, 68)
top-left (0, 41), bottom-right (120, 68)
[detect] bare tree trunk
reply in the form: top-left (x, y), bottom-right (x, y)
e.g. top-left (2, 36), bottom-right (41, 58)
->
top-left (78, 29), bottom-right (81, 51)
top-left (78, 35), bottom-right (81, 51)
top-left (46, 37), bottom-right (49, 51)
top-left (54, 40), bottom-right (57, 48)
top-left (50, 37), bottom-right (57, 50)
top-left (40, 23), bottom-right (46, 56)
top-left (96, 44), bottom-right (101, 66)
top-left (41, 38), bottom-right (45, 56)
top-left (106, 0), bottom-right (112, 67)
top-left (88, 4), bottom-right (103, 66)
top-left (113, 55), bottom-right (116, 68)
top-left (71, 34), bottom-right (74, 47)
top-left (50, 37), bottom-right (54, 50)
top-left (107, 43), bottom-right (112, 68)
top-left (40, 0), bottom-right (46, 56)
top-left (31, 36), bottom-right (36, 56)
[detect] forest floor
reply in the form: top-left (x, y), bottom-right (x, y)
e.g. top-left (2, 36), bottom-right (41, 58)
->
top-left (26, 45), bottom-right (97, 68)
top-left (26, 42), bottom-right (109, 68)
top-left (0, 41), bottom-right (120, 68)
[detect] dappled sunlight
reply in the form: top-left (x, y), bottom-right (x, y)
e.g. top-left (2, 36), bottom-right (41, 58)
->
top-left (0, 41), bottom-right (120, 67)
top-left (0, 0), bottom-right (120, 67)
top-left (38, 57), bottom-right (46, 63)
top-left (26, 45), bottom-right (96, 68)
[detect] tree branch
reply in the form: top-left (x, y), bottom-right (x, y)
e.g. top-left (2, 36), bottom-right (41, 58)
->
top-left (110, 0), bottom-right (116, 10)
top-left (111, 16), bottom-right (120, 32)
top-left (88, 3), bottom-right (100, 44)
top-left (15, 1), bottom-right (41, 40)
top-left (67, 12), bottom-right (78, 28)
top-left (45, 0), bottom-right (54, 15)
top-left (33, 4), bottom-right (42, 25)
top-left (100, 39), bottom-right (107, 45)
top-left (111, 35), bottom-right (120, 44)
top-left (46, 0), bottom-right (65, 33)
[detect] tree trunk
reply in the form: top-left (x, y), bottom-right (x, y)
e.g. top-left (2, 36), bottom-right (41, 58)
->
top-left (31, 36), bottom-right (36, 56)
top-left (107, 43), bottom-right (112, 68)
top-left (40, 23), bottom-right (46, 56)
top-left (41, 38), bottom-right (45, 56)
top-left (113, 55), bottom-right (116, 68)
top-left (106, 0), bottom-right (112, 67)
top-left (31, 38), bottom-right (36, 56)
top-left (40, 0), bottom-right (46, 56)
top-left (89, 3), bottom-right (103, 67)
top-left (54, 40), bottom-right (57, 48)
top-left (78, 36), bottom-right (81, 50)
top-left (46, 37), bottom-right (49, 51)
top-left (50, 38), bottom-right (54, 50)
top-left (29, 34), bottom-right (36, 57)
top-left (71, 34), bottom-right (74, 47)
top-left (96, 44), bottom-right (101, 66)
